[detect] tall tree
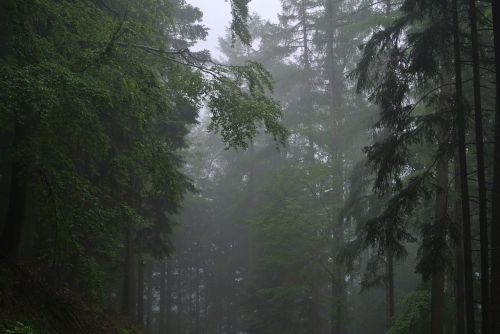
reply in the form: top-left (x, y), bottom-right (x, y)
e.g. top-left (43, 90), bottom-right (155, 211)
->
top-left (354, 1), bottom-right (462, 333)
top-left (491, 0), bottom-right (500, 331)
top-left (452, 0), bottom-right (475, 331)
top-left (466, 0), bottom-right (490, 331)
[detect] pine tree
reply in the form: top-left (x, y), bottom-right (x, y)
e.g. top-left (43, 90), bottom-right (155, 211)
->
top-left (353, 1), bottom-right (463, 332)
top-left (491, 0), bottom-right (500, 331)
top-left (451, 0), bottom-right (474, 332)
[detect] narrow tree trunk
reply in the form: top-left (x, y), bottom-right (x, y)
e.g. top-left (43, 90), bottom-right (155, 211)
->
top-left (195, 264), bottom-right (200, 334)
top-left (0, 118), bottom-right (27, 262)
top-left (326, 0), bottom-right (342, 113)
top-left (137, 257), bottom-right (145, 325)
top-left (311, 272), bottom-right (322, 334)
top-left (299, 0), bottom-right (316, 160)
top-left (122, 225), bottom-right (138, 319)
top-left (385, 251), bottom-right (395, 329)
top-left (248, 142), bottom-right (256, 279)
top-left (300, 0), bottom-right (310, 71)
top-left (166, 259), bottom-right (173, 333)
top-left (0, 148), bottom-right (13, 232)
top-left (187, 263), bottom-right (193, 333)
top-left (334, 261), bottom-right (345, 334)
top-left (146, 264), bottom-right (153, 334)
top-left (454, 158), bottom-right (466, 334)
top-left (177, 255), bottom-right (183, 333)
top-left (325, 1), bottom-right (346, 333)
top-left (159, 261), bottom-right (166, 334)
top-left (430, 138), bottom-right (450, 334)
top-left (0, 167), bottom-right (27, 261)
top-left (430, 55), bottom-right (453, 333)
top-left (384, 2), bottom-right (395, 330)
top-left (226, 300), bottom-right (233, 334)
top-left (490, 0), bottom-right (500, 332)
top-left (467, 1), bottom-right (490, 332)
top-left (452, 0), bottom-right (475, 331)
top-left (331, 264), bottom-right (337, 334)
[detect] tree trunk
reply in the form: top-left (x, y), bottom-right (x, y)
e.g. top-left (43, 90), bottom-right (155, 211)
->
top-left (187, 262), bottom-right (193, 333)
top-left (0, 113), bottom-right (27, 262)
top-left (300, 0), bottom-right (310, 71)
top-left (490, 0), bottom-right (500, 332)
top-left (159, 261), bottom-right (166, 334)
top-left (0, 147), bottom-right (12, 234)
top-left (430, 54), bottom-right (453, 333)
top-left (326, 0), bottom-right (342, 114)
top-left (166, 259), bottom-right (173, 333)
top-left (331, 266), bottom-right (336, 334)
top-left (195, 264), bottom-right (200, 334)
top-left (121, 225), bottom-right (138, 319)
top-left (326, 1), bottom-right (346, 333)
top-left (146, 264), bottom-right (153, 334)
top-left (452, 0), bottom-right (475, 331)
top-left (311, 272), bottom-right (322, 334)
top-left (385, 251), bottom-right (395, 329)
top-left (467, 1), bottom-right (490, 332)
top-left (454, 157), bottom-right (466, 334)
top-left (333, 261), bottom-right (345, 334)
top-left (0, 139), bottom-right (27, 262)
top-left (0, 168), bottom-right (26, 262)
top-left (137, 257), bottom-right (145, 325)
top-left (299, 0), bottom-right (316, 160)
top-left (384, 2), bottom-right (395, 330)
top-left (247, 142), bottom-right (256, 280)
top-left (177, 256), bottom-right (183, 333)
top-left (430, 137), bottom-right (450, 334)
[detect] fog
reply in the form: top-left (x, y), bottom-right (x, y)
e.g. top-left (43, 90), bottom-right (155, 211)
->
top-left (188, 0), bottom-right (281, 56)
top-left (1, 0), bottom-right (496, 333)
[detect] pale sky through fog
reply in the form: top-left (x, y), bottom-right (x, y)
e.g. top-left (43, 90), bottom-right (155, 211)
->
top-left (188, 0), bottom-right (281, 58)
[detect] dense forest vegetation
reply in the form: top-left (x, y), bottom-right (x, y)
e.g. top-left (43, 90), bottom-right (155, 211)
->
top-left (1, 0), bottom-right (500, 333)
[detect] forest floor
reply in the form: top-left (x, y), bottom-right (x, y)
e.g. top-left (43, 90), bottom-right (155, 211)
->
top-left (0, 259), bottom-right (140, 334)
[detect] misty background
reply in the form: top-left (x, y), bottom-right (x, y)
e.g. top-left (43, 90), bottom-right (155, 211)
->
top-left (189, 0), bottom-right (281, 57)
top-left (1, 0), bottom-right (497, 334)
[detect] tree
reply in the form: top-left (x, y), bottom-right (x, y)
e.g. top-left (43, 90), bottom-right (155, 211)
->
top-left (466, 1), bottom-right (490, 331)
top-left (0, 1), bottom-right (287, 328)
top-left (451, 0), bottom-right (474, 331)
top-left (354, 1), bottom-right (462, 333)
top-left (491, 0), bottom-right (500, 330)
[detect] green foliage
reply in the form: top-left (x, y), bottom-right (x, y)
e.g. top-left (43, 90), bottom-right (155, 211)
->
top-left (352, 0), bottom-right (459, 281)
top-left (387, 289), bottom-right (431, 334)
top-left (0, 0), bottom-right (286, 308)
top-left (229, 0), bottom-right (252, 45)
top-left (242, 165), bottom-right (331, 333)
top-left (207, 61), bottom-right (288, 149)
top-left (4, 322), bottom-right (35, 334)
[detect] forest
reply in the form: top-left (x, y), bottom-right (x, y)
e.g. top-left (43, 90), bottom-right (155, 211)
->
top-left (0, 0), bottom-right (499, 333)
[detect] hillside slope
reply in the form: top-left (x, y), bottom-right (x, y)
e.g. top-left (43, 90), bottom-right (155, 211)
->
top-left (0, 259), bottom-right (140, 334)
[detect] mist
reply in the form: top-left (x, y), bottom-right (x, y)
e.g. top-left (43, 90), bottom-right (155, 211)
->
top-left (0, 0), bottom-right (498, 334)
